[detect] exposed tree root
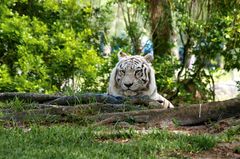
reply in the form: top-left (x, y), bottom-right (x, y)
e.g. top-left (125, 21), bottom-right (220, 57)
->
top-left (0, 92), bottom-right (60, 103)
top-left (91, 98), bottom-right (240, 126)
top-left (0, 92), bottom-right (239, 127)
top-left (1, 98), bottom-right (240, 126)
top-left (0, 92), bottom-right (162, 107)
top-left (0, 103), bottom-right (148, 122)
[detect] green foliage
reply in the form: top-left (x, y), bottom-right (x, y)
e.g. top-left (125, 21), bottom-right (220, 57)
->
top-left (110, 0), bottom-right (149, 54)
top-left (96, 52), bottom-right (119, 92)
top-left (0, 0), bottom-right (239, 104)
top-left (154, 55), bottom-right (180, 98)
top-left (210, 0), bottom-right (240, 70)
top-left (0, 0), bottom-right (109, 93)
top-left (169, 0), bottom-right (240, 103)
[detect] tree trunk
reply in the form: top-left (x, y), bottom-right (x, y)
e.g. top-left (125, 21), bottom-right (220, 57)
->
top-left (147, 0), bottom-right (172, 55)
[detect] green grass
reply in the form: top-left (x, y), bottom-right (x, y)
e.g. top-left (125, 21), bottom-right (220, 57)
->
top-left (1, 97), bottom-right (239, 159)
top-left (217, 125), bottom-right (240, 142)
top-left (0, 98), bottom-right (37, 112)
top-left (0, 125), bottom-right (218, 159)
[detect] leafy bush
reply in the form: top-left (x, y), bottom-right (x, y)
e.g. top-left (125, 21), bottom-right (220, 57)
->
top-left (0, 0), bottom-right (109, 93)
top-left (153, 55), bottom-right (180, 98)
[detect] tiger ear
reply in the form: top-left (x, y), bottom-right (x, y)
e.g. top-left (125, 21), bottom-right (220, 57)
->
top-left (118, 51), bottom-right (128, 60)
top-left (144, 54), bottom-right (154, 63)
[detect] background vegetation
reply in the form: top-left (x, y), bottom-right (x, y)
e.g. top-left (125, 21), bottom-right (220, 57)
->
top-left (0, 0), bottom-right (239, 104)
top-left (0, 1), bottom-right (240, 158)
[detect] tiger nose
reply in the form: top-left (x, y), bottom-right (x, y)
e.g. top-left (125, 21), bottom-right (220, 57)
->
top-left (124, 83), bottom-right (133, 88)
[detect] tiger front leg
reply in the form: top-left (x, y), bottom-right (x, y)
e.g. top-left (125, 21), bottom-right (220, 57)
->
top-left (152, 93), bottom-right (174, 109)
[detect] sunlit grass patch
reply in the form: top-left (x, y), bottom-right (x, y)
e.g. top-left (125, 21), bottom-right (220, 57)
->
top-left (0, 125), bottom-right (218, 159)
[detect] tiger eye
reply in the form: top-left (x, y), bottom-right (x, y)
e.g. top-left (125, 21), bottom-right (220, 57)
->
top-left (119, 70), bottom-right (125, 75)
top-left (135, 70), bottom-right (143, 77)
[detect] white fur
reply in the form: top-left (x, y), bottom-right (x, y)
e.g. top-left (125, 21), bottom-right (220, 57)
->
top-left (108, 53), bottom-right (174, 109)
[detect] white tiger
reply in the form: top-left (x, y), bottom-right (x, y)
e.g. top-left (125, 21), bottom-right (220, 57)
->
top-left (108, 51), bottom-right (174, 109)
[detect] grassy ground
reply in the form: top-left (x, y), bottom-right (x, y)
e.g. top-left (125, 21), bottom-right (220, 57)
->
top-left (1, 123), bottom-right (240, 159)
top-left (0, 99), bottom-right (239, 159)
top-left (0, 124), bottom-right (219, 159)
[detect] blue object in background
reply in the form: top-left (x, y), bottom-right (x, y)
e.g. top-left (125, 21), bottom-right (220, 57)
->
top-left (178, 46), bottom-right (185, 64)
top-left (142, 40), bottom-right (154, 55)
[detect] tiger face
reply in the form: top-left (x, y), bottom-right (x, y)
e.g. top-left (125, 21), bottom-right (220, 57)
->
top-left (108, 51), bottom-right (174, 108)
top-left (114, 52), bottom-right (153, 96)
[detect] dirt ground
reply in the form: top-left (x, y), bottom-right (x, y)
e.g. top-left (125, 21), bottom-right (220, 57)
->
top-left (189, 142), bottom-right (240, 159)
top-left (2, 115), bottom-right (240, 159)
top-left (115, 116), bottom-right (240, 159)
top-left (167, 117), bottom-right (240, 159)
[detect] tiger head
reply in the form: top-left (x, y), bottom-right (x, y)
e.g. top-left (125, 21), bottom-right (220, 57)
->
top-left (108, 51), bottom-right (156, 97)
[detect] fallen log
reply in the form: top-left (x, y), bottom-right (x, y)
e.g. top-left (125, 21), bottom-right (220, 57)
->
top-left (0, 103), bottom-right (148, 122)
top-left (46, 93), bottom-right (123, 105)
top-left (0, 92), bottom-right (162, 107)
top-left (91, 97), bottom-right (240, 126)
top-left (1, 92), bottom-right (239, 127)
top-left (0, 92), bottom-right (60, 103)
top-left (38, 103), bottom-right (148, 112)
top-left (46, 93), bottom-right (163, 107)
